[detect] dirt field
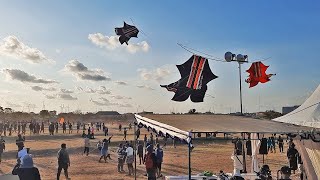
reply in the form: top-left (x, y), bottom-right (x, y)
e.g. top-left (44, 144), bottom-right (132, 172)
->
top-left (0, 117), bottom-right (302, 180)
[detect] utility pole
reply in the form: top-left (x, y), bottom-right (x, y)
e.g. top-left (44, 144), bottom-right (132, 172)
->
top-left (225, 52), bottom-right (248, 115)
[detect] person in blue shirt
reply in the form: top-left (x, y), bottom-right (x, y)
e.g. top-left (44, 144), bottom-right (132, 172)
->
top-left (155, 143), bottom-right (163, 178)
top-left (267, 137), bottom-right (273, 153)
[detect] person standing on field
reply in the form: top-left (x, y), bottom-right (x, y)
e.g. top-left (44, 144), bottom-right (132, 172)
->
top-left (83, 135), bottom-right (90, 156)
top-left (155, 143), bottom-right (164, 178)
top-left (57, 143), bottom-right (70, 180)
top-left (137, 141), bottom-right (144, 165)
top-left (0, 136), bottom-right (5, 163)
top-left (144, 145), bottom-right (157, 180)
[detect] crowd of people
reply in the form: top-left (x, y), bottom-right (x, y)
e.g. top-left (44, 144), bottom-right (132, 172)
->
top-left (0, 121), bottom-right (28, 136)
top-left (0, 119), bottom-right (308, 180)
top-left (78, 122), bottom-right (166, 179)
top-left (0, 121), bottom-right (170, 180)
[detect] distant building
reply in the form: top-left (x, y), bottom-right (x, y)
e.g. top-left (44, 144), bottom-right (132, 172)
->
top-left (140, 111), bottom-right (153, 115)
top-left (96, 111), bottom-right (120, 115)
top-left (282, 105), bottom-right (300, 115)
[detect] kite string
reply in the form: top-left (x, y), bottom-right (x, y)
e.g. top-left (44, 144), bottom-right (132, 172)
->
top-left (130, 18), bottom-right (148, 37)
top-left (177, 43), bottom-right (226, 62)
top-left (178, 43), bottom-right (272, 63)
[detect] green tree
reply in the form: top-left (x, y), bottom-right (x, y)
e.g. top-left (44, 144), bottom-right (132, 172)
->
top-left (264, 110), bottom-right (282, 119)
top-left (4, 108), bottom-right (13, 113)
top-left (40, 110), bottom-right (50, 119)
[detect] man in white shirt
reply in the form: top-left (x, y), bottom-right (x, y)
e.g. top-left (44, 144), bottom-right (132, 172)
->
top-left (125, 144), bottom-right (134, 176)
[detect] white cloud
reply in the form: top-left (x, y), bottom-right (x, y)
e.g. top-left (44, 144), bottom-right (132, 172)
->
top-left (45, 95), bottom-right (56, 99)
top-left (136, 85), bottom-right (155, 90)
top-left (85, 88), bottom-right (96, 93)
top-left (88, 33), bottom-right (119, 49)
top-left (114, 81), bottom-right (128, 85)
top-left (6, 101), bottom-right (22, 108)
top-left (44, 93), bottom-right (77, 100)
top-left (57, 94), bottom-right (77, 100)
top-left (127, 41), bottom-right (150, 53)
top-left (0, 35), bottom-right (54, 64)
top-left (111, 95), bottom-right (132, 100)
top-left (31, 86), bottom-right (56, 91)
top-left (64, 60), bottom-right (111, 81)
top-left (97, 86), bottom-right (112, 95)
top-left (90, 97), bottom-right (132, 108)
top-left (88, 33), bottom-right (150, 54)
top-left (3, 69), bottom-right (58, 84)
top-left (60, 89), bottom-right (74, 94)
top-left (119, 103), bottom-right (133, 108)
top-left (138, 65), bottom-right (172, 82)
top-left (90, 97), bottom-right (117, 106)
top-left (84, 86), bottom-right (111, 95)
top-left (76, 86), bottom-right (83, 91)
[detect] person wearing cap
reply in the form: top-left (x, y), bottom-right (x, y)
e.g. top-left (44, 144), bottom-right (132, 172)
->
top-left (12, 154), bottom-right (41, 180)
top-left (57, 143), bottom-right (70, 180)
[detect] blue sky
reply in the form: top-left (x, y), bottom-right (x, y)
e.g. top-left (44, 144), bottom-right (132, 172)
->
top-left (0, 1), bottom-right (319, 114)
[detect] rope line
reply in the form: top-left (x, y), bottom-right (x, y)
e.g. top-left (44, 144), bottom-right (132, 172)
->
top-left (177, 43), bottom-right (227, 62)
top-left (130, 18), bottom-right (148, 37)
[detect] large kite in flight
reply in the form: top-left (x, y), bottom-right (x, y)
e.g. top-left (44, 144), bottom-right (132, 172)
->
top-left (245, 61), bottom-right (275, 88)
top-left (161, 55), bottom-right (217, 102)
top-left (115, 22), bottom-right (139, 45)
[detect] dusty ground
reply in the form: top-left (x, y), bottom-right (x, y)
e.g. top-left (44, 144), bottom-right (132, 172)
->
top-left (0, 118), bottom-right (302, 180)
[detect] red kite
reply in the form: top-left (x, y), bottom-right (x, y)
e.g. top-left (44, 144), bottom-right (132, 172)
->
top-left (245, 61), bottom-right (275, 88)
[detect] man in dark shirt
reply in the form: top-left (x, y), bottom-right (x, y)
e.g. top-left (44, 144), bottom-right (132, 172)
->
top-left (0, 136), bottom-right (5, 163)
top-left (40, 122), bottom-right (44, 133)
top-left (137, 141), bottom-right (144, 165)
top-left (123, 128), bottom-right (127, 140)
top-left (62, 122), bottom-right (67, 134)
top-left (136, 128), bottom-right (140, 140)
top-left (278, 135), bottom-right (284, 153)
top-left (57, 143), bottom-right (70, 180)
top-left (16, 134), bottom-right (25, 151)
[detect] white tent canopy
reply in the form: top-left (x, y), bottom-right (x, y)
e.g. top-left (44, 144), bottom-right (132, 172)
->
top-left (273, 84), bottom-right (320, 128)
top-left (134, 114), bottom-right (190, 142)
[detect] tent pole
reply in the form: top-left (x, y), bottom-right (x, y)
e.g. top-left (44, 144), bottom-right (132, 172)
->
top-left (188, 141), bottom-right (191, 180)
top-left (134, 122), bottom-right (137, 180)
top-left (242, 133), bottom-right (247, 173)
top-left (239, 62), bottom-right (243, 115)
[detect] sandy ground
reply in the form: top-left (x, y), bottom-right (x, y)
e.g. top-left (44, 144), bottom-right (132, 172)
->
top-left (0, 119), bottom-right (302, 180)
